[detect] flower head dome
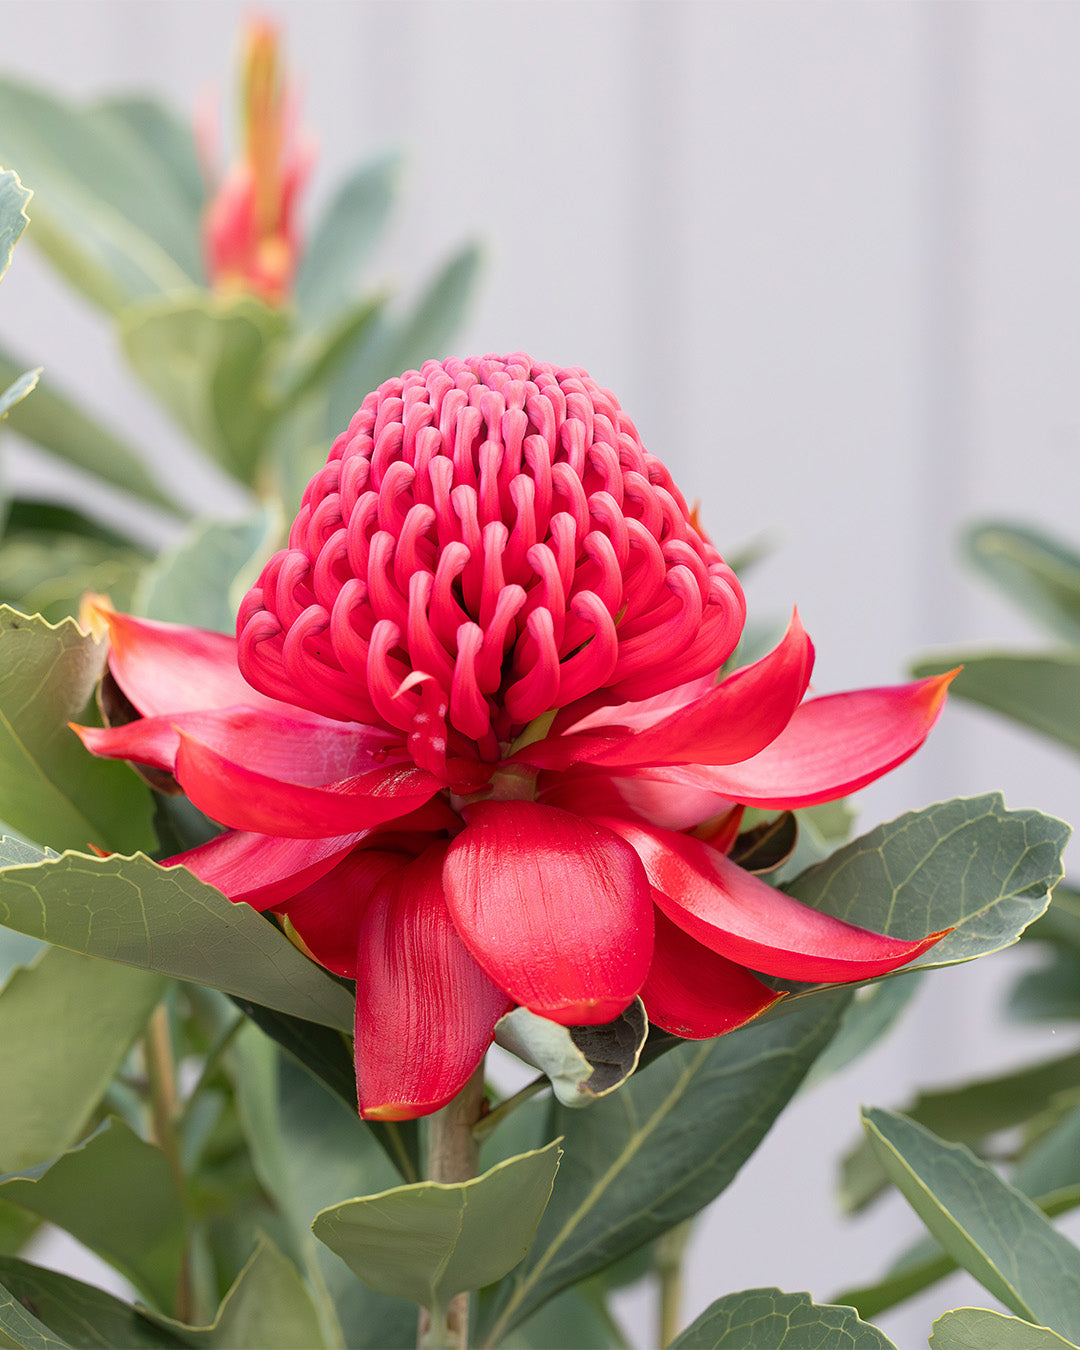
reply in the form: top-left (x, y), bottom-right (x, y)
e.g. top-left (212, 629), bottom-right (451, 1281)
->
top-left (237, 355), bottom-right (746, 779)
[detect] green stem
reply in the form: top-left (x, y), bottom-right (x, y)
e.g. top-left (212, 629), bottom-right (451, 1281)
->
top-left (471, 1074), bottom-right (547, 1144)
top-left (418, 1064), bottom-right (486, 1350)
top-left (144, 1001), bottom-right (194, 1324)
top-left (655, 1219), bottom-right (693, 1349)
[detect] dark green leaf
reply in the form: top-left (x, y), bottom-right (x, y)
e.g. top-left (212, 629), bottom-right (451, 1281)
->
top-left (502, 1282), bottom-right (628, 1349)
top-left (804, 969), bottom-right (925, 1087)
top-left (668, 1287), bottom-right (897, 1349)
top-left (930, 1308), bottom-right (1080, 1349)
top-left (964, 521), bottom-right (1080, 645)
top-left (0, 609), bottom-right (156, 852)
top-left (0, 1256), bottom-right (187, 1348)
top-left (914, 653), bottom-right (1080, 757)
top-left (785, 794), bottom-right (1069, 973)
top-left (295, 155), bottom-right (399, 326)
top-left (0, 944), bottom-right (163, 1171)
top-left (0, 1278), bottom-right (69, 1349)
top-left (313, 1141), bottom-right (561, 1317)
top-left (119, 294), bottom-right (289, 486)
top-left (494, 1001), bottom-right (647, 1110)
top-left (0, 1119), bottom-right (184, 1311)
top-left (861, 1109), bottom-right (1080, 1342)
top-left (1007, 951), bottom-right (1080, 1024)
top-left (841, 1047), bottom-right (1080, 1213)
top-left (0, 846), bottom-right (353, 1031)
top-left (480, 991), bottom-right (848, 1343)
top-left (0, 347), bottom-right (178, 514)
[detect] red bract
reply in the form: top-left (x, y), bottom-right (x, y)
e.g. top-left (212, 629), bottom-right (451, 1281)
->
top-left (76, 354), bottom-right (954, 1120)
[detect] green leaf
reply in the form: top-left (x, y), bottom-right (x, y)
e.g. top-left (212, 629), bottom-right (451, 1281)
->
top-left (804, 969), bottom-right (924, 1087)
top-left (841, 1047), bottom-right (1080, 1213)
top-left (785, 794), bottom-right (1069, 974)
top-left (494, 1000), bottom-right (647, 1109)
top-left (0, 1278), bottom-right (69, 1349)
top-left (119, 294), bottom-right (290, 486)
top-left (0, 944), bottom-right (163, 1171)
top-left (502, 1283), bottom-right (627, 1350)
top-left (861, 1108), bottom-right (1080, 1342)
top-left (479, 991), bottom-right (848, 1343)
top-left (0, 347), bottom-right (179, 514)
top-left (964, 521), bottom-right (1080, 645)
top-left (326, 244), bottom-right (481, 435)
top-left (312, 1140), bottom-right (562, 1317)
top-left (0, 167), bottom-right (31, 284)
top-left (0, 846), bottom-right (354, 1031)
top-left (931, 1308), bottom-right (1080, 1350)
top-left (914, 653), bottom-right (1080, 757)
top-left (0, 1119), bottom-right (184, 1311)
top-left (295, 155), bottom-right (399, 326)
top-left (0, 77), bottom-right (201, 312)
top-left (141, 1236), bottom-right (327, 1349)
top-left (92, 98), bottom-right (205, 225)
top-left (0, 531), bottom-right (144, 626)
top-left (0, 367), bottom-right (39, 420)
top-left (0, 609), bottom-right (155, 852)
top-left (667, 1287), bottom-right (898, 1349)
top-left (0, 1256), bottom-right (187, 1348)
top-left (135, 509), bottom-right (281, 632)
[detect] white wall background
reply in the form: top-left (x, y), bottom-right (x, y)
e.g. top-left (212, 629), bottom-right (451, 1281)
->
top-left (3, 2), bottom-right (1080, 1347)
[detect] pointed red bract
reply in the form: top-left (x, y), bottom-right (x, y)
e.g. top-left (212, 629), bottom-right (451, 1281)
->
top-left (642, 908), bottom-right (784, 1038)
top-left (354, 844), bottom-right (512, 1120)
top-left (170, 828), bottom-right (364, 910)
top-left (603, 819), bottom-right (947, 982)
top-left (642, 672), bottom-right (958, 808)
top-left (174, 731), bottom-right (440, 837)
top-left (442, 800), bottom-right (654, 1025)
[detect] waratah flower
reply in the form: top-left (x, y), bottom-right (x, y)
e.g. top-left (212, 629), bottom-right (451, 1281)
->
top-left (202, 18), bottom-right (310, 304)
top-left (76, 353), bottom-right (953, 1120)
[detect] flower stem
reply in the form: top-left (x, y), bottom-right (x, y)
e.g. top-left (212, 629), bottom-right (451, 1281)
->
top-left (418, 1063), bottom-right (486, 1350)
top-left (144, 1001), bottom-right (194, 1324)
top-left (655, 1219), bottom-right (693, 1349)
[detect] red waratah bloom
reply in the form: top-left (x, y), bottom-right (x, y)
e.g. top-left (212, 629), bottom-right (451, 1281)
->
top-left (202, 18), bottom-right (310, 304)
top-left (76, 354), bottom-right (953, 1120)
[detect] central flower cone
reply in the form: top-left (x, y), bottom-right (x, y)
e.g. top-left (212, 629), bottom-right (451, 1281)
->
top-left (237, 354), bottom-right (746, 779)
top-left (76, 353), bottom-right (956, 1121)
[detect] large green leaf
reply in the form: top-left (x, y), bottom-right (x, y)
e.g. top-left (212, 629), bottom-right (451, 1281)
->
top-left (0, 1256), bottom-right (187, 1348)
top-left (667, 1288), bottom-right (897, 1349)
top-left (295, 155), bottom-right (399, 326)
top-left (91, 98), bottom-right (205, 226)
top-left (0, 1279), bottom-right (69, 1350)
top-left (785, 794), bottom-right (1068, 973)
top-left (0, 77), bottom-right (200, 312)
top-left (0, 943), bottom-right (163, 1171)
top-left (0, 350), bottom-right (178, 514)
top-left (142, 1236), bottom-right (326, 1349)
top-left (119, 293), bottom-right (289, 486)
top-left (964, 521), bottom-right (1080, 645)
top-left (841, 1047), bottom-right (1080, 1213)
top-left (0, 1119), bottom-right (184, 1311)
top-left (0, 167), bottom-right (31, 282)
top-left (0, 608), bottom-right (155, 852)
top-left (914, 653), bottom-right (1080, 757)
top-left (313, 1141), bottom-right (562, 1319)
top-left (0, 844), bottom-right (353, 1031)
top-left (479, 991), bottom-right (848, 1343)
top-left (861, 1108), bottom-right (1080, 1342)
top-left (931, 1308), bottom-right (1080, 1350)
top-left (135, 509), bottom-right (281, 632)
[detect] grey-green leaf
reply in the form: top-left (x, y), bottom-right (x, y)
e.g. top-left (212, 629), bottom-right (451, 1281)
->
top-left (931, 1308), bottom-right (1080, 1350)
top-left (0, 366), bottom-right (39, 419)
top-left (0, 608), bottom-right (156, 852)
top-left (0, 1257), bottom-right (186, 1348)
top-left (964, 520), bottom-right (1080, 645)
top-left (861, 1108), bottom-right (1080, 1343)
top-left (668, 1287), bottom-right (898, 1349)
top-left (786, 794), bottom-right (1068, 972)
top-left (480, 991), bottom-right (848, 1343)
top-left (312, 1141), bottom-right (562, 1315)
top-left (0, 944), bottom-right (164, 1172)
top-left (295, 155), bottom-right (399, 326)
top-left (0, 167), bottom-right (31, 284)
top-left (0, 847), bottom-right (353, 1031)
top-left (0, 1280), bottom-right (69, 1350)
top-left (494, 1000), bottom-right (647, 1109)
